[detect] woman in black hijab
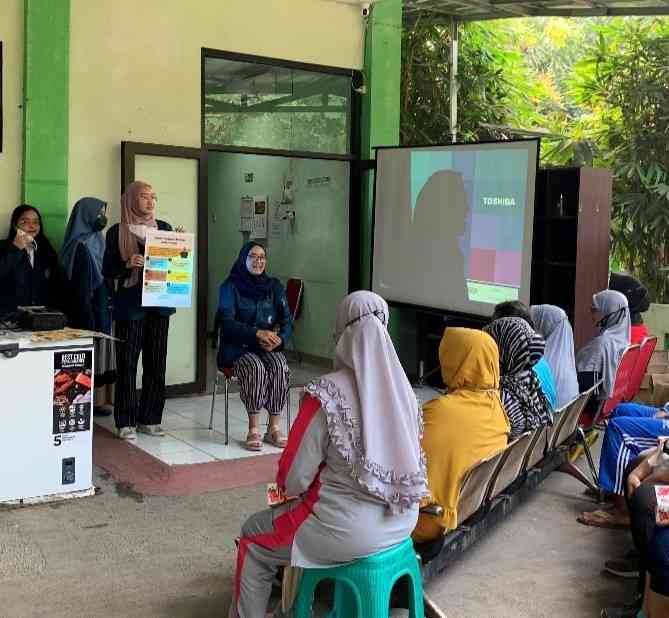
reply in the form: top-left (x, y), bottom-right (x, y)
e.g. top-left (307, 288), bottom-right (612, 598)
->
top-left (610, 272), bottom-right (651, 344)
top-left (217, 242), bottom-right (293, 451)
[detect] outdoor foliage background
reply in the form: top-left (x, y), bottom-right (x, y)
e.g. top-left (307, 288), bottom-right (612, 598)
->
top-left (401, 16), bottom-right (669, 301)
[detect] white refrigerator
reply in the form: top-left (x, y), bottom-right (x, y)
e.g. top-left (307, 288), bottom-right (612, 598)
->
top-left (0, 333), bottom-right (95, 504)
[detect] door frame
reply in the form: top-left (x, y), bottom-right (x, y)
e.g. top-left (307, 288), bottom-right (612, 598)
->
top-left (121, 141), bottom-right (209, 396)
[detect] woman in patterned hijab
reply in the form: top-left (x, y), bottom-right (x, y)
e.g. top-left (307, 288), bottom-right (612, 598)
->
top-left (484, 317), bottom-right (552, 439)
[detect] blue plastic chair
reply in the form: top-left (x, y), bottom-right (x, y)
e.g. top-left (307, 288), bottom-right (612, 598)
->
top-left (292, 538), bottom-right (424, 618)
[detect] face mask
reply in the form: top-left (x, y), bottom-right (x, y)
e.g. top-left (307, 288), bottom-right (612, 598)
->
top-left (93, 215), bottom-right (108, 232)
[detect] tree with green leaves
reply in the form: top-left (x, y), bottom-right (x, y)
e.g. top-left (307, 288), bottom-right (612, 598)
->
top-left (401, 15), bottom-right (669, 301)
top-left (400, 19), bottom-right (549, 145)
top-left (571, 18), bottom-right (669, 301)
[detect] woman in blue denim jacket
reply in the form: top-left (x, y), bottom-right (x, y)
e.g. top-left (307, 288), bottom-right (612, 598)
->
top-left (218, 242), bottom-right (293, 451)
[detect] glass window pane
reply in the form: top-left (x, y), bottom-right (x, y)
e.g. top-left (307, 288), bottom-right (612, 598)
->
top-left (204, 56), bottom-right (351, 155)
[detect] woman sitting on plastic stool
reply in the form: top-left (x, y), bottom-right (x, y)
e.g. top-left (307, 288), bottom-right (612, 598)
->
top-left (228, 291), bottom-right (428, 618)
top-left (218, 242), bottom-right (292, 451)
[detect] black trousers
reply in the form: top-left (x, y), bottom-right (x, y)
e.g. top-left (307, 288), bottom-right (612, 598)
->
top-left (114, 314), bottom-right (170, 429)
top-left (624, 457), bottom-right (669, 596)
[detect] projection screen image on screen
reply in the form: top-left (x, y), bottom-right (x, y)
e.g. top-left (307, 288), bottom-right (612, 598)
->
top-left (372, 140), bottom-right (539, 317)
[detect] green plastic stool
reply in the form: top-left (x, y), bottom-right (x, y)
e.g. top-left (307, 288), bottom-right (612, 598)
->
top-left (292, 538), bottom-right (424, 618)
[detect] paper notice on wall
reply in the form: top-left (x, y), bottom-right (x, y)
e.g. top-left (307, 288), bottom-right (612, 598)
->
top-left (250, 195), bottom-right (268, 239)
top-left (240, 196), bottom-right (253, 232)
top-left (270, 203), bottom-right (284, 240)
top-left (142, 230), bottom-right (195, 308)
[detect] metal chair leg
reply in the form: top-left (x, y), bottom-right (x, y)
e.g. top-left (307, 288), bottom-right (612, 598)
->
top-left (209, 373), bottom-right (217, 430)
top-left (558, 460), bottom-right (599, 493)
top-left (224, 376), bottom-right (230, 446)
top-left (286, 389), bottom-right (291, 437)
top-left (578, 427), bottom-right (599, 486)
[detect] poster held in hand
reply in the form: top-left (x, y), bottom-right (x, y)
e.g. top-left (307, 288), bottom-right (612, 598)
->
top-left (141, 230), bottom-right (195, 308)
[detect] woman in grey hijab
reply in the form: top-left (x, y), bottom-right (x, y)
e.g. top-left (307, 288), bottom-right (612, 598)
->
top-left (228, 291), bottom-right (428, 618)
top-left (531, 305), bottom-right (579, 408)
top-left (576, 289), bottom-right (631, 400)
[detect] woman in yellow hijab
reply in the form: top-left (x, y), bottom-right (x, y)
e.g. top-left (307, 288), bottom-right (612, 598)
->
top-left (413, 327), bottom-right (510, 543)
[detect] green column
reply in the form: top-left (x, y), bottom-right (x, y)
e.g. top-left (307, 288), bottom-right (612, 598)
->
top-left (360, 0), bottom-right (403, 289)
top-left (23, 0), bottom-right (70, 246)
top-left (360, 0), bottom-right (407, 348)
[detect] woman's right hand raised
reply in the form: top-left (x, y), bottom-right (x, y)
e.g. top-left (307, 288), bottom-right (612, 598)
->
top-left (13, 230), bottom-right (33, 251)
top-left (126, 254), bottom-right (145, 269)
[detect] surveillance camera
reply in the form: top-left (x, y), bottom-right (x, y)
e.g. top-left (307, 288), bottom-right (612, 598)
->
top-left (361, 3), bottom-right (371, 17)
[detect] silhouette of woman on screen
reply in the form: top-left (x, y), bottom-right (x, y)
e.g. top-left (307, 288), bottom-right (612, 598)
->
top-left (407, 170), bottom-right (468, 310)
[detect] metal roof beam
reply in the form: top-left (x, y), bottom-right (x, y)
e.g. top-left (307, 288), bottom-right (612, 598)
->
top-left (403, 0), bottom-right (669, 21)
top-left (449, 7), bottom-right (669, 20)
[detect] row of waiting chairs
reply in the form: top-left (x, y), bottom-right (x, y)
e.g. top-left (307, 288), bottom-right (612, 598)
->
top-left (580, 335), bottom-right (657, 431)
top-left (453, 383), bottom-right (598, 529)
top-left (417, 383), bottom-right (599, 574)
top-left (417, 336), bottom-right (659, 575)
top-left (564, 335), bottom-right (659, 488)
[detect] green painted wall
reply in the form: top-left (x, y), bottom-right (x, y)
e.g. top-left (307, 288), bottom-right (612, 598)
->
top-left (23, 0), bottom-right (70, 245)
top-left (208, 152), bottom-right (350, 360)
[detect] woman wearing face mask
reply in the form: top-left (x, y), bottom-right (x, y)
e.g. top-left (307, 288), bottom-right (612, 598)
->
top-left (217, 242), bottom-right (293, 451)
top-left (576, 289), bottom-right (631, 401)
top-left (61, 198), bottom-right (116, 416)
top-left (0, 204), bottom-right (60, 318)
top-left (102, 181), bottom-right (177, 440)
top-left (228, 291), bottom-right (427, 618)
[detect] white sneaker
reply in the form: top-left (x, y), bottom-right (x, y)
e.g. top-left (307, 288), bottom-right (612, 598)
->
top-left (137, 424), bottom-right (165, 437)
top-left (117, 427), bottom-right (137, 440)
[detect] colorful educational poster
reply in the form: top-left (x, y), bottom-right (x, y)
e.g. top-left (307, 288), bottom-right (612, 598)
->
top-left (142, 230), bottom-right (195, 308)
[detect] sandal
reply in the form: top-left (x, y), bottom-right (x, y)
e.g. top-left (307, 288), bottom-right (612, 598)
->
top-left (264, 429), bottom-right (287, 449)
top-left (245, 431), bottom-right (263, 452)
top-left (577, 509), bottom-right (630, 529)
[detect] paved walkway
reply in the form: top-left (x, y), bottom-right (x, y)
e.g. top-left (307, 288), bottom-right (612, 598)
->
top-left (0, 450), bottom-right (635, 617)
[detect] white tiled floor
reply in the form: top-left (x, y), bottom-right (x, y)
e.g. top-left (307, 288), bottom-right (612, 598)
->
top-left (94, 371), bottom-right (442, 467)
top-left (94, 388), bottom-right (300, 466)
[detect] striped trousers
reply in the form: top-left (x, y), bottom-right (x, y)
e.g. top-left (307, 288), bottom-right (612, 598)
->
top-left (234, 351), bottom-right (290, 416)
top-left (599, 403), bottom-right (669, 495)
top-left (114, 314), bottom-right (170, 429)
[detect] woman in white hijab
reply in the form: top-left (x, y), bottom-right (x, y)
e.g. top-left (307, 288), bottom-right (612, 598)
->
top-left (229, 291), bottom-right (428, 618)
top-left (576, 289), bottom-right (631, 401)
top-left (531, 305), bottom-right (580, 408)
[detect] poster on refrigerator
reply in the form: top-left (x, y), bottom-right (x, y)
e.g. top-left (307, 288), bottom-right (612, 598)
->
top-left (53, 350), bottom-right (93, 434)
top-left (142, 230), bottom-right (195, 308)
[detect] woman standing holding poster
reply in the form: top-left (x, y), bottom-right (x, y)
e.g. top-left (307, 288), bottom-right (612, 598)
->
top-left (102, 181), bottom-right (177, 441)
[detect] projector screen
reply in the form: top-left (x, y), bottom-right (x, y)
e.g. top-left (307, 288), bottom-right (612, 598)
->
top-left (372, 140), bottom-right (539, 317)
